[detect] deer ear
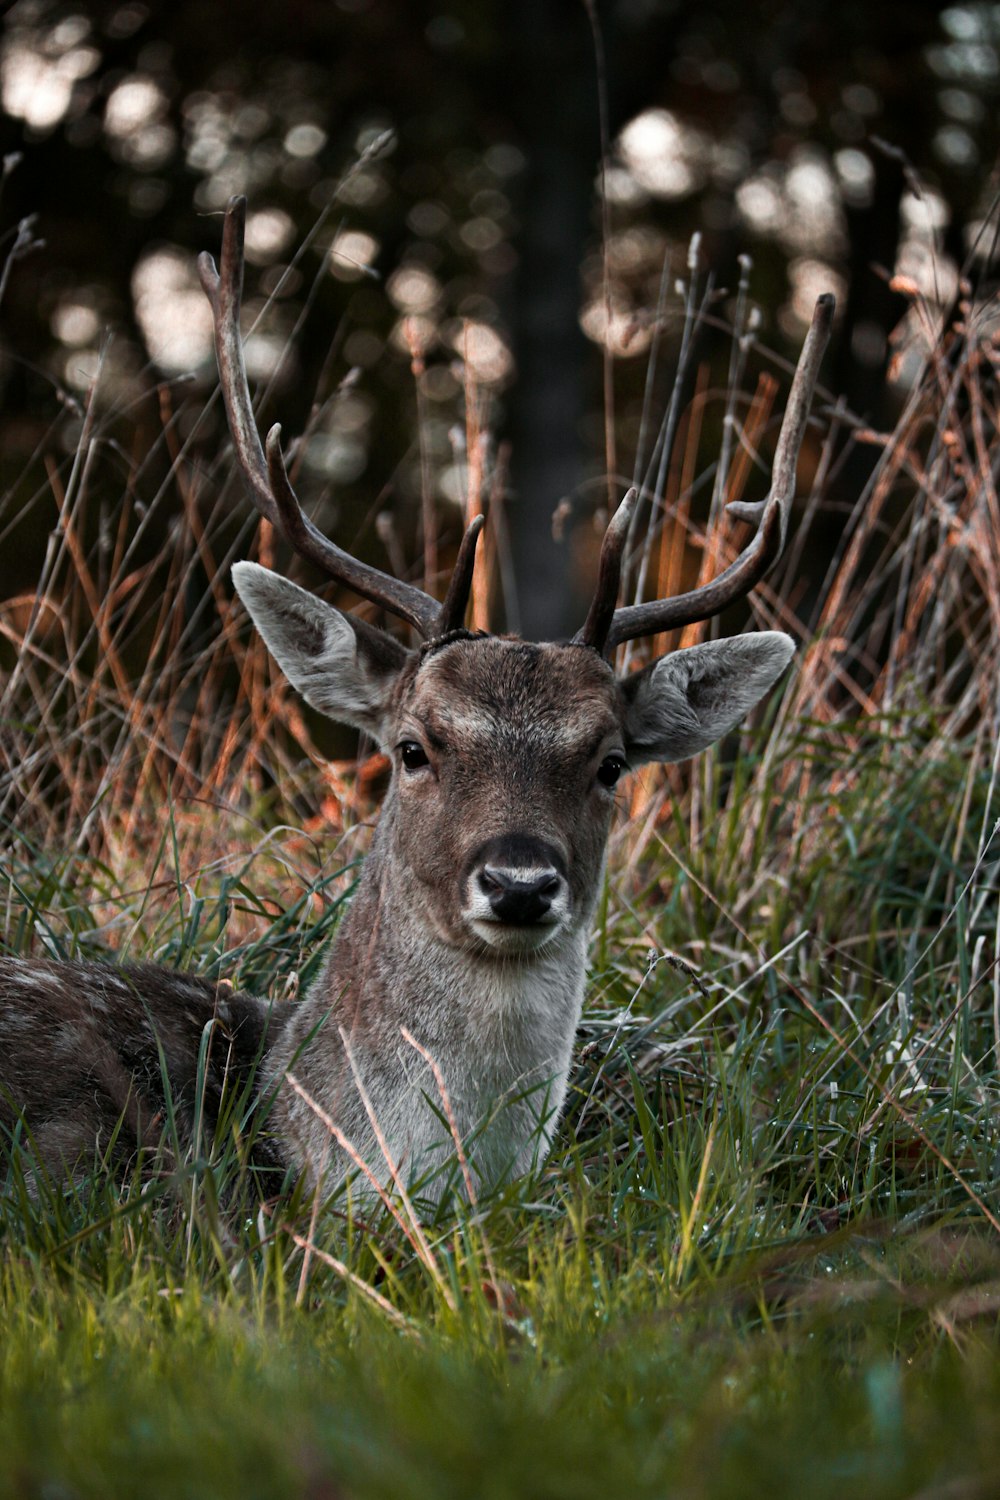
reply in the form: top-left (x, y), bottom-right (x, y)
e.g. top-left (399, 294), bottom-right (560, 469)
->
top-left (232, 562), bottom-right (409, 743)
top-left (620, 632), bottom-right (794, 766)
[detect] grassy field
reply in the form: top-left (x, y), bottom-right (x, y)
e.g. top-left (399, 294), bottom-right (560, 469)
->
top-left (3, 251), bottom-right (1000, 1497)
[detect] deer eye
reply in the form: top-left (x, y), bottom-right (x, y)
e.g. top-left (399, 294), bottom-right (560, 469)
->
top-left (399, 741), bottom-right (430, 771)
top-left (597, 754), bottom-right (626, 789)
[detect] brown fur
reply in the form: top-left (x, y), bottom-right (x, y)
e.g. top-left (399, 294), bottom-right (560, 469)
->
top-left (0, 959), bottom-right (279, 1176)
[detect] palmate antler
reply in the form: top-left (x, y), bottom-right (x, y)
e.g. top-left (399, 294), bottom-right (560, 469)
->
top-left (201, 195), bottom-right (831, 652)
top-left (198, 195), bottom-right (482, 640)
top-left (577, 293), bottom-right (835, 657)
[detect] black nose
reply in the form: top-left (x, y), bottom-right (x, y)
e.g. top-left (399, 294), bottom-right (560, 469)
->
top-left (478, 866), bottom-right (562, 925)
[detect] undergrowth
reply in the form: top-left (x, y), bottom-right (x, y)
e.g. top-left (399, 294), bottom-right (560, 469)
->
top-left (2, 191), bottom-right (1000, 1497)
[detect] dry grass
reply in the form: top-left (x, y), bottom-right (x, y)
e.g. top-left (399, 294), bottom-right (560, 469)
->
top-left (4, 262), bottom-right (999, 892)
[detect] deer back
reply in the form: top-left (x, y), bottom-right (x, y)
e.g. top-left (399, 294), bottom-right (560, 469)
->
top-left (0, 959), bottom-right (281, 1177)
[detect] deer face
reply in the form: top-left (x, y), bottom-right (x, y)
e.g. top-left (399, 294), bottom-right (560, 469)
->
top-left (387, 635), bottom-right (625, 953)
top-left (232, 563), bottom-right (794, 957)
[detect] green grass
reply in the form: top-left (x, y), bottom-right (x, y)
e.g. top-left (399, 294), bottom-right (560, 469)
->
top-left (4, 1256), bottom-right (1000, 1500)
top-left (3, 702), bottom-right (1000, 1498)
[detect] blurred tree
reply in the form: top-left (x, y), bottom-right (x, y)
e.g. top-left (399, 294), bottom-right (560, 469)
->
top-left (0, 0), bottom-right (996, 631)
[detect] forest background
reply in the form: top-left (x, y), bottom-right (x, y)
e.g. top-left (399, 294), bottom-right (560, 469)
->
top-left (1, 1), bottom-right (993, 641)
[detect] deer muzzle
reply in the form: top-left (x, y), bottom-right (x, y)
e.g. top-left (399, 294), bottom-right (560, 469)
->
top-left (463, 834), bottom-right (570, 948)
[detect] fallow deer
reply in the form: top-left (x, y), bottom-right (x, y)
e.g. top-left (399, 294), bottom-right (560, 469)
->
top-left (0, 198), bottom-right (833, 1204)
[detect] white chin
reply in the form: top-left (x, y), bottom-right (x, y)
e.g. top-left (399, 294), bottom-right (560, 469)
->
top-left (468, 919), bottom-right (562, 953)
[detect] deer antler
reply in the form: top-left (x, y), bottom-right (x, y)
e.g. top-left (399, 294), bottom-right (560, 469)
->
top-left (578, 292), bottom-right (835, 657)
top-left (198, 195), bottom-right (481, 639)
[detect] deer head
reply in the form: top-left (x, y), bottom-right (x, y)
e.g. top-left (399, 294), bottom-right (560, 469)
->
top-left (199, 198), bottom-right (832, 962)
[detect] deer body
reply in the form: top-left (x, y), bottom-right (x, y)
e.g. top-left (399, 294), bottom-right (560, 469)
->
top-left (0, 618), bottom-right (793, 1202)
top-left (0, 197), bottom-right (834, 1205)
top-left (264, 631), bottom-right (633, 1193)
top-left (232, 586), bottom-right (795, 1197)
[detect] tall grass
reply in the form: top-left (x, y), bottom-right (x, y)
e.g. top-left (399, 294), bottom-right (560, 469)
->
top-left (2, 215), bottom-right (1000, 1496)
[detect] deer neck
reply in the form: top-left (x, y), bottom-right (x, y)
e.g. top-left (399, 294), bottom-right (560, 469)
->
top-left (268, 812), bottom-right (592, 1193)
top-left (278, 821), bottom-right (591, 1068)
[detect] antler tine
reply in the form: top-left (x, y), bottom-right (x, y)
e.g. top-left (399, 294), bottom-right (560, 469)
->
top-left (584, 293), bottom-right (835, 657)
top-left (199, 195), bottom-right (447, 639)
top-left (439, 514), bottom-right (485, 633)
top-left (576, 488), bottom-right (639, 653)
top-left (197, 197), bottom-right (275, 525)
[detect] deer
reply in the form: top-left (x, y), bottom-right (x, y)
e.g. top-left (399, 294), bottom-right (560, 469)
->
top-left (0, 197), bottom-right (833, 1206)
